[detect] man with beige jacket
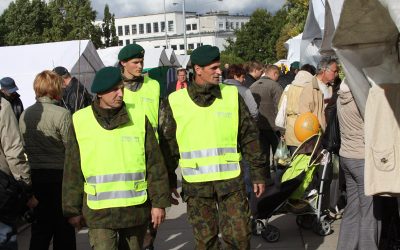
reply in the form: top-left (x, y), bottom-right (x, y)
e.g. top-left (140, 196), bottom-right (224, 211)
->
top-left (298, 57), bottom-right (339, 130)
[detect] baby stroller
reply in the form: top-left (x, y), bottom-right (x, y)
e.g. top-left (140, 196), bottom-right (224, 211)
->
top-left (252, 133), bottom-right (332, 243)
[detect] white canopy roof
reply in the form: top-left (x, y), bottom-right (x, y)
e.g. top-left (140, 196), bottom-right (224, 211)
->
top-left (175, 55), bottom-right (190, 69)
top-left (97, 46), bottom-right (172, 69)
top-left (332, 0), bottom-right (400, 117)
top-left (300, 0), bottom-right (326, 66)
top-left (284, 33), bottom-right (302, 64)
top-left (0, 40), bottom-right (104, 108)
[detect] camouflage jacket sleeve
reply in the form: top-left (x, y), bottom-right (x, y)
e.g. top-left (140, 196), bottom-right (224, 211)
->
top-left (158, 99), bottom-right (179, 189)
top-left (237, 95), bottom-right (267, 184)
top-left (62, 122), bottom-right (84, 218)
top-left (145, 117), bottom-right (171, 208)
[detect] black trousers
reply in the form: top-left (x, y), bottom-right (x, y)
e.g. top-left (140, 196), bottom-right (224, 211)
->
top-left (29, 181), bottom-right (76, 250)
top-left (259, 129), bottom-right (280, 179)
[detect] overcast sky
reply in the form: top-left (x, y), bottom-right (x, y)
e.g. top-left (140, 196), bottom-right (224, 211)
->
top-left (0, 0), bottom-right (285, 19)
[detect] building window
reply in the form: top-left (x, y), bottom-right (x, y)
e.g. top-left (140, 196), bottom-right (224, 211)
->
top-left (219, 22), bottom-right (223, 29)
top-left (125, 39), bottom-right (130, 45)
top-left (153, 22), bottom-right (159, 33)
top-left (161, 21), bottom-right (165, 32)
top-left (168, 21), bottom-right (174, 32)
top-left (146, 23), bottom-right (151, 33)
top-left (192, 23), bottom-right (197, 30)
top-left (226, 22), bottom-right (229, 29)
top-left (188, 43), bottom-right (194, 50)
top-left (179, 44), bottom-right (184, 50)
top-left (124, 25), bottom-right (130, 35)
top-left (186, 24), bottom-right (191, 31)
top-left (139, 24), bottom-right (144, 34)
top-left (132, 24), bottom-right (137, 35)
top-left (118, 40), bottom-right (123, 46)
top-left (236, 22), bottom-right (239, 29)
top-left (118, 26), bottom-right (123, 36)
top-left (197, 43), bottom-right (203, 47)
top-left (241, 22), bottom-right (244, 27)
top-left (171, 45), bottom-right (177, 50)
top-left (155, 46), bottom-right (160, 48)
top-left (230, 22), bottom-right (234, 29)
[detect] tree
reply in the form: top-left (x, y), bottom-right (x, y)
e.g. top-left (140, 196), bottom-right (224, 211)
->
top-left (1, 0), bottom-right (50, 45)
top-left (224, 9), bottom-right (276, 63)
top-left (276, 0), bottom-right (309, 59)
top-left (101, 5), bottom-right (118, 48)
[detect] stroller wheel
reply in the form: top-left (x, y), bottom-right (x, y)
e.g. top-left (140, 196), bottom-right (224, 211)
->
top-left (261, 225), bottom-right (280, 243)
top-left (296, 215), bottom-right (314, 229)
top-left (312, 218), bottom-right (332, 236)
top-left (251, 219), bottom-right (265, 236)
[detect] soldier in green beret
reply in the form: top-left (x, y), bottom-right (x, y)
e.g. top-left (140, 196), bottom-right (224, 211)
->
top-left (118, 44), bottom-right (165, 249)
top-left (159, 45), bottom-right (267, 249)
top-left (62, 66), bottom-right (170, 250)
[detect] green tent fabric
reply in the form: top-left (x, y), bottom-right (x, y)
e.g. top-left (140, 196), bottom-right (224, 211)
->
top-left (148, 66), bottom-right (172, 98)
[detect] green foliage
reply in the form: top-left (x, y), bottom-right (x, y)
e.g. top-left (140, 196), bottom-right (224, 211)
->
top-left (0, 0), bottom-right (115, 48)
top-left (102, 4), bottom-right (118, 48)
top-left (1, 0), bottom-right (50, 45)
top-left (220, 51), bottom-right (245, 66)
top-left (223, 0), bottom-right (308, 64)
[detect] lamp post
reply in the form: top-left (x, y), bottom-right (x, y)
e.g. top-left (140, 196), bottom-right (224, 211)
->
top-left (163, 0), bottom-right (168, 49)
top-left (182, 0), bottom-right (187, 55)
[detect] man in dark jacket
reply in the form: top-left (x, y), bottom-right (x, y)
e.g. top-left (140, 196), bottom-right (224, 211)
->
top-left (53, 66), bottom-right (92, 114)
top-left (62, 67), bottom-right (170, 249)
top-left (278, 61), bottom-right (300, 89)
top-left (250, 65), bottom-right (283, 184)
top-left (0, 77), bottom-right (24, 121)
top-left (243, 61), bottom-right (263, 88)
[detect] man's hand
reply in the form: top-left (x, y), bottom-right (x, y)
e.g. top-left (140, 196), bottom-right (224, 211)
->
top-left (170, 188), bottom-right (180, 205)
top-left (26, 195), bottom-right (39, 209)
top-left (151, 207), bottom-right (166, 229)
top-left (68, 215), bottom-right (85, 231)
top-left (253, 183), bottom-right (266, 198)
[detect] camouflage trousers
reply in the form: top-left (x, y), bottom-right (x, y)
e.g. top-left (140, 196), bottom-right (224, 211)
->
top-left (186, 190), bottom-right (251, 250)
top-left (88, 224), bottom-right (147, 250)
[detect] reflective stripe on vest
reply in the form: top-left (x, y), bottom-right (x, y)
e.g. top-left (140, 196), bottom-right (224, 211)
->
top-left (73, 105), bottom-right (147, 210)
top-left (123, 75), bottom-right (160, 136)
top-left (168, 84), bottom-right (241, 183)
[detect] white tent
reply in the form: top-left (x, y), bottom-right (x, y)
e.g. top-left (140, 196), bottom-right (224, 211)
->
top-left (300, 0), bottom-right (325, 66)
top-left (0, 40), bottom-right (104, 108)
top-left (165, 49), bottom-right (182, 68)
top-left (175, 55), bottom-right (191, 69)
top-left (320, 0), bottom-right (344, 55)
top-left (284, 33), bottom-right (302, 64)
top-left (332, 0), bottom-right (400, 117)
top-left (97, 46), bottom-right (172, 69)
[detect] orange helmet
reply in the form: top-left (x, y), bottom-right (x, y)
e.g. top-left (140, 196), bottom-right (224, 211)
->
top-left (294, 112), bottom-right (320, 142)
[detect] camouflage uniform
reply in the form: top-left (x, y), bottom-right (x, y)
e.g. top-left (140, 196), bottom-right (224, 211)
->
top-left (122, 73), bottom-right (161, 249)
top-left (62, 100), bottom-right (170, 249)
top-left (159, 82), bottom-right (267, 249)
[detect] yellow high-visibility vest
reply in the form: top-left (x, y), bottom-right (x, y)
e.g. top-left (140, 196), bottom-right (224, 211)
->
top-left (123, 75), bottom-right (160, 136)
top-left (168, 84), bottom-right (241, 183)
top-left (73, 105), bottom-right (147, 210)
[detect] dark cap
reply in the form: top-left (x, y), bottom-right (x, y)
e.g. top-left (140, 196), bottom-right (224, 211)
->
top-left (118, 44), bottom-right (145, 61)
top-left (53, 66), bottom-right (69, 76)
top-left (91, 67), bottom-right (122, 94)
top-left (0, 77), bottom-right (18, 93)
top-left (190, 45), bottom-right (220, 67)
top-left (290, 61), bottom-right (300, 69)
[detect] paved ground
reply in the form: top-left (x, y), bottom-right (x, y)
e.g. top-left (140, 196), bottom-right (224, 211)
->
top-left (17, 195), bottom-right (340, 250)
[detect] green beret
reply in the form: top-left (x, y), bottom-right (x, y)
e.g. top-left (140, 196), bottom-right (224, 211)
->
top-left (91, 67), bottom-right (122, 94)
top-left (290, 61), bottom-right (300, 69)
top-left (118, 44), bottom-right (145, 61)
top-left (190, 45), bottom-right (220, 66)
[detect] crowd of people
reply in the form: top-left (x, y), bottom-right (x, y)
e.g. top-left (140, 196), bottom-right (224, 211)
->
top-left (0, 43), bottom-right (399, 250)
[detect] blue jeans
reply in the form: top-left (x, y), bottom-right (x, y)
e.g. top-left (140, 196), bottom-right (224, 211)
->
top-left (0, 222), bottom-right (17, 250)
